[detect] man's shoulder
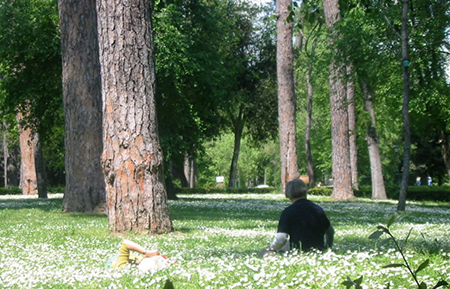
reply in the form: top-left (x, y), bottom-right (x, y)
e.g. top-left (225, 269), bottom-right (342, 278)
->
top-left (292, 198), bottom-right (326, 212)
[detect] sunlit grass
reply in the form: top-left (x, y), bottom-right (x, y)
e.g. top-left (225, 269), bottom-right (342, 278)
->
top-left (0, 193), bottom-right (449, 288)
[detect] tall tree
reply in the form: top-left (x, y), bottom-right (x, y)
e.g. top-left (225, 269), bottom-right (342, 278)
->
top-left (224, 2), bottom-right (277, 188)
top-left (277, 0), bottom-right (299, 192)
top-left (97, 0), bottom-right (173, 233)
top-left (293, 0), bottom-right (325, 188)
top-left (362, 81), bottom-right (387, 199)
top-left (154, 0), bottom-right (229, 192)
top-left (399, 0), bottom-right (450, 185)
top-left (346, 66), bottom-right (359, 190)
top-left (322, 0), bottom-right (354, 200)
top-left (336, 0), bottom-right (398, 198)
top-left (397, 0), bottom-right (411, 211)
top-left (58, 0), bottom-right (106, 213)
top-left (0, 0), bottom-right (62, 195)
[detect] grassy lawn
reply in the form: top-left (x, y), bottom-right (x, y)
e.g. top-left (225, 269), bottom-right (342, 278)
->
top-left (0, 192), bottom-right (449, 288)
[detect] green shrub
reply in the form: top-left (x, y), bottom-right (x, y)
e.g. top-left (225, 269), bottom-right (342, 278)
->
top-left (0, 187), bottom-right (21, 195)
top-left (406, 185), bottom-right (450, 201)
top-left (48, 186), bottom-right (65, 194)
top-left (174, 186), bottom-right (278, 195)
top-left (354, 185), bottom-right (450, 201)
top-left (0, 186), bottom-right (66, 196)
top-left (308, 186), bottom-right (332, 196)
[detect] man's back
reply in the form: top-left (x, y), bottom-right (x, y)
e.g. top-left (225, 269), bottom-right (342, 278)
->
top-left (277, 198), bottom-right (331, 251)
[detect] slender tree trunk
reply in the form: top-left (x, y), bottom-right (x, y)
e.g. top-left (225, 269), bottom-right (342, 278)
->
top-left (58, 0), bottom-right (106, 213)
top-left (347, 65), bottom-right (359, 190)
top-left (184, 153), bottom-right (191, 187)
top-left (33, 133), bottom-right (48, 199)
top-left (439, 130), bottom-right (450, 182)
top-left (164, 160), bottom-right (179, 200)
top-left (362, 82), bottom-right (387, 199)
top-left (229, 108), bottom-right (244, 188)
top-left (17, 112), bottom-right (37, 195)
top-left (305, 56), bottom-right (315, 188)
top-left (3, 123), bottom-right (8, 188)
top-left (397, 0), bottom-right (411, 211)
top-left (5, 142), bottom-right (19, 187)
top-left (190, 157), bottom-right (196, 188)
top-left (323, 0), bottom-right (354, 200)
top-left (97, 0), bottom-right (173, 233)
top-left (184, 152), bottom-right (196, 188)
top-left (277, 0), bottom-right (299, 192)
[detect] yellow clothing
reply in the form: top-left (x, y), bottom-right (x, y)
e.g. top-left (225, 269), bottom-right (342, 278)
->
top-left (110, 243), bottom-right (144, 269)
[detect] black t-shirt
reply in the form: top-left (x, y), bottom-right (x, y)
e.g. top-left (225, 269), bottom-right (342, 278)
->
top-left (277, 198), bottom-right (331, 251)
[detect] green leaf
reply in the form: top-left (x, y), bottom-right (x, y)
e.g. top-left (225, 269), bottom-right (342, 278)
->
top-left (387, 215), bottom-right (396, 228)
top-left (341, 280), bottom-right (353, 288)
top-left (368, 230), bottom-right (383, 239)
top-left (415, 259), bottom-right (429, 275)
top-left (354, 276), bottom-right (363, 285)
top-left (433, 280), bottom-right (449, 288)
top-left (419, 281), bottom-right (428, 289)
top-left (376, 224), bottom-right (387, 230)
top-left (382, 263), bottom-right (405, 268)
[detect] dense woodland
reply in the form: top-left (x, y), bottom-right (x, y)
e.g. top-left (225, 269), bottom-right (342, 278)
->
top-left (0, 0), bottom-right (449, 230)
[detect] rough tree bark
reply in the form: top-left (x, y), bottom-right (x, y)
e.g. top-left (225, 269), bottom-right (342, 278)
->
top-left (362, 82), bottom-right (387, 199)
top-left (17, 112), bottom-right (37, 195)
top-left (323, 0), bottom-right (354, 200)
top-left (58, 0), bottom-right (106, 213)
top-left (97, 0), bottom-right (173, 233)
top-left (277, 0), bottom-right (299, 192)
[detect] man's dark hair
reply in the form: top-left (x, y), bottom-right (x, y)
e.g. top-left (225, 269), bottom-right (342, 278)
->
top-left (285, 178), bottom-right (307, 199)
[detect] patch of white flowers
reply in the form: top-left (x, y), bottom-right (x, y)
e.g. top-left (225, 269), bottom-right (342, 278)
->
top-left (0, 193), bottom-right (449, 288)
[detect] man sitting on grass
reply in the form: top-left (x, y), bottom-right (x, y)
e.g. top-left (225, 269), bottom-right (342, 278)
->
top-left (260, 178), bottom-right (334, 256)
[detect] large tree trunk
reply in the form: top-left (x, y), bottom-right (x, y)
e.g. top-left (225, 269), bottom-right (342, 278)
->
top-left (347, 66), bottom-right (359, 190)
top-left (97, 0), bottom-right (173, 233)
top-left (397, 0), bottom-right (411, 211)
top-left (362, 82), bottom-right (387, 199)
top-left (58, 0), bottom-right (106, 213)
top-left (17, 112), bottom-right (37, 195)
top-left (323, 0), bottom-right (354, 200)
top-left (277, 0), bottom-right (299, 192)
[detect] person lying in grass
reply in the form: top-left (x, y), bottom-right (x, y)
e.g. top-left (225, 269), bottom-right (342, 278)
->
top-left (260, 178), bottom-right (335, 256)
top-left (106, 239), bottom-right (170, 273)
